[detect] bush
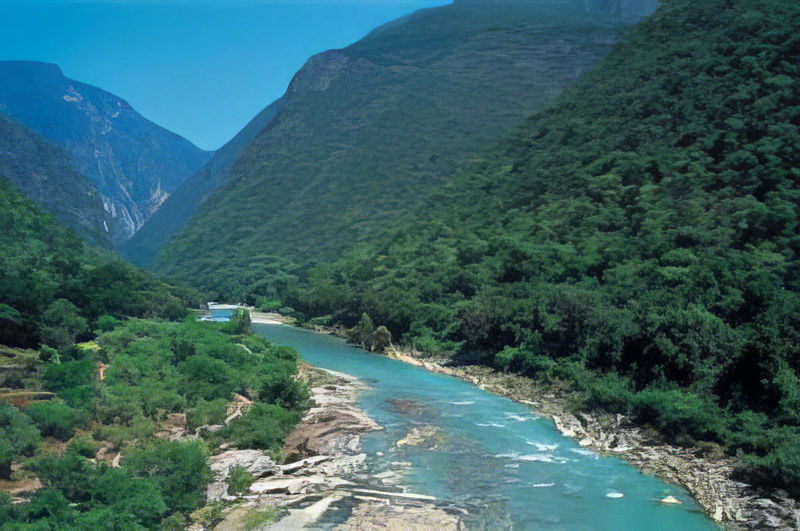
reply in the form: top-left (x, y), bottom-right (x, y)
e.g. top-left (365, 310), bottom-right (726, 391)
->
top-left (258, 374), bottom-right (308, 410)
top-left (41, 299), bottom-right (88, 349)
top-left (124, 440), bottom-right (211, 515)
top-left (632, 388), bottom-right (725, 443)
top-left (27, 400), bottom-right (86, 440)
top-left (256, 297), bottom-right (282, 313)
top-left (187, 398), bottom-right (228, 429)
top-left (39, 345), bottom-right (60, 363)
top-left (0, 402), bottom-right (41, 478)
top-left (95, 314), bottom-right (121, 333)
top-left (226, 308), bottom-right (251, 334)
top-left (225, 404), bottom-right (300, 453)
top-left (67, 436), bottom-right (99, 458)
top-left (227, 465), bottom-right (254, 495)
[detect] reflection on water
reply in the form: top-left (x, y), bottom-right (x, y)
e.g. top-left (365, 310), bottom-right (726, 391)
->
top-left (245, 321), bottom-right (716, 530)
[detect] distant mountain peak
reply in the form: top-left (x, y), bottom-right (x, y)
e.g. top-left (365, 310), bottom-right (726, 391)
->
top-left (0, 61), bottom-right (212, 245)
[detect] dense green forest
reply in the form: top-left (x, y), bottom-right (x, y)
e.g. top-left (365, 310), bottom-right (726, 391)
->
top-left (202, 0), bottom-right (799, 495)
top-left (154, 0), bottom-right (632, 290)
top-left (0, 177), bottom-right (197, 350)
top-left (0, 179), bottom-right (306, 527)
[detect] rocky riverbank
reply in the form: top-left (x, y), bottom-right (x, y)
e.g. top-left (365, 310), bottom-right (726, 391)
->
top-left (383, 346), bottom-right (799, 530)
top-left (194, 364), bottom-right (466, 530)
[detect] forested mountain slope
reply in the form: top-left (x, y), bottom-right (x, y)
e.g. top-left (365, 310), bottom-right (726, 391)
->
top-left (0, 180), bottom-right (306, 528)
top-left (283, 0), bottom-right (800, 497)
top-left (0, 113), bottom-right (111, 246)
top-left (0, 177), bottom-right (196, 350)
top-left (120, 98), bottom-right (285, 267)
top-left (155, 0), bottom-right (653, 294)
top-left (0, 61), bottom-right (212, 244)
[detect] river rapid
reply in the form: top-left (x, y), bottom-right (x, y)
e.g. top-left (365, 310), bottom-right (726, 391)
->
top-left (243, 322), bottom-right (717, 530)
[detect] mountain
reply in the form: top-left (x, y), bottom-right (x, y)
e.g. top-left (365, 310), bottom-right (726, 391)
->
top-left (0, 61), bottom-right (212, 244)
top-left (0, 113), bottom-right (111, 246)
top-left (149, 0), bottom-right (654, 291)
top-left (120, 98), bottom-right (284, 266)
top-left (281, 0), bottom-right (799, 505)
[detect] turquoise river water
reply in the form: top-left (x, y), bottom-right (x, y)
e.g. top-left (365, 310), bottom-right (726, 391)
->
top-left (229, 314), bottom-right (717, 529)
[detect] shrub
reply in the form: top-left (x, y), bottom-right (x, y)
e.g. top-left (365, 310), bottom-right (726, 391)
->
top-left (95, 314), bottom-right (121, 333)
top-left (226, 308), bottom-right (251, 335)
top-left (67, 436), bottom-right (99, 458)
top-left (256, 297), bottom-right (282, 313)
top-left (41, 299), bottom-right (88, 349)
top-left (187, 398), bottom-right (228, 429)
top-left (227, 465), bottom-right (254, 495)
top-left (225, 404), bottom-right (300, 453)
top-left (124, 440), bottom-right (211, 515)
top-left (0, 402), bottom-right (41, 478)
top-left (258, 374), bottom-right (308, 410)
top-left (27, 400), bottom-right (85, 440)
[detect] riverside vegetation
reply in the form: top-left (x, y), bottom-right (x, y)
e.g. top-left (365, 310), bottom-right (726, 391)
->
top-left (0, 181), bottom-right (307, 528)
top-left (158, 0), bottom-right (800, 501)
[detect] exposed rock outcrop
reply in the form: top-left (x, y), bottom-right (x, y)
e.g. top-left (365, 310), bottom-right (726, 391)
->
top-left (384, 346), bottom-right (800, 530)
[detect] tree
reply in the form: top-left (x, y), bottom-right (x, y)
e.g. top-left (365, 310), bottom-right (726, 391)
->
top-left (0, 402), bottom-right (41, 478)
top-left (226, 308), bottom-right (251, 334)
top-left (41, 299), bottom-right (88, 349)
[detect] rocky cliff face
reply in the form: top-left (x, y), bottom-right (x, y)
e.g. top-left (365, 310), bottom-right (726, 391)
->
top-left (0, 113), bottom-right (111, 246)
top-left (0, 61), bottom-right (212, 244)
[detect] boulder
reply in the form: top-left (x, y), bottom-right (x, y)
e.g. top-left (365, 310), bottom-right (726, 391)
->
top-left (209, 449), bottom-right (280, 479)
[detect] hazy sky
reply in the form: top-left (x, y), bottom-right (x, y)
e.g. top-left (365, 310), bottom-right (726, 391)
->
top-left (0, 0), bottom-right (450, 150)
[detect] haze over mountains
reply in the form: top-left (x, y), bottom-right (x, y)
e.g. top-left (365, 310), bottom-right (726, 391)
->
top-left (0, 61), bottom-right (211, 244)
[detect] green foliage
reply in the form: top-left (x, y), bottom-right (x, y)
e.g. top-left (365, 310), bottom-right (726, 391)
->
top-left (226, 308), bottom-right (251, 334)
top-left (95, 314), bottom-right (122, 332)
top-left (124, 440), bottom-right (211, 515)
top-left (26, 400), bottom-right (86, 440)
top-left (347, 313), bottom-right (393, 352)
top-left (226, 465), bottom-right (255, 495)
top-left (256, 297), bottom-right (283, 312)
top-left (30, 453), bottom-right (168, 528)
top-left (0, 177), bottom-right (198, 351)
top-left (188, 0), bottom-right (799, 497)
top-left (0, 402), bottom-right (40, 478)
top-left (67, 435), bottom-right (99, 458)
top-left (225, 403), bottom-right (301, 454)
top-left (154, 2), bottom-right (629, 301)
top-left (40, 298), bottom-right (88, 349)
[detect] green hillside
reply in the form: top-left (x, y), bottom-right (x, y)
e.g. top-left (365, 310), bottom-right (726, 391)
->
top-left (0, 179), bottom-right (305, 528)
top-left (0, 177), bottom-right (196, 350)
top-left (156, 0), bottom-right (639, 296)
top-left (0, 113), bottom-right (111, 247)
top-left (281, 0), bottom-right (800, 495)
top-left (120, 99), bottom-right (285, 267)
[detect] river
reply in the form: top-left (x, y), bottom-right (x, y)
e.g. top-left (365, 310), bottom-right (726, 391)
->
top-left (248, 320), bottom-right (716, 529)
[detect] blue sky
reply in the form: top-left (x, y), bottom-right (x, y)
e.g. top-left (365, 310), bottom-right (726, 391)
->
top-left (0, 0), bottom-right (450, 150)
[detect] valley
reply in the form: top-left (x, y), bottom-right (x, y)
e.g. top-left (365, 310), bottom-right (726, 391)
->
top-left (1, 0), bottom-right (799, 529)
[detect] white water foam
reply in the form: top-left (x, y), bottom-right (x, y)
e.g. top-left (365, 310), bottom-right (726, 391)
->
top-left (451, 400), bottom-right (476, 405)
top-left (569, 448), bottom-right (598, 458)
top-left (533, 483), bottom-right (556, 488)
top-left (495, 452), bottom-right (568, 464)
top-left (476, 422), bottom-right (506, 428)
top-left (526, 441), bottom-right (559, 452)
